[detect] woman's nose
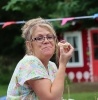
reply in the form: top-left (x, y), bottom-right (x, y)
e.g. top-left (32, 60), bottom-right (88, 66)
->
top-left (43, 37), bottom-right (49, 42)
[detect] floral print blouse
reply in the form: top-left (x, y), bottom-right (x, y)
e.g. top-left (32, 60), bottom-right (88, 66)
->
top-left (7, 55), bottom-right (58, 100)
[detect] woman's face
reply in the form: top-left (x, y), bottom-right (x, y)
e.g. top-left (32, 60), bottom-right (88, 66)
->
top-left (31, 26), bottom-right (56, 60)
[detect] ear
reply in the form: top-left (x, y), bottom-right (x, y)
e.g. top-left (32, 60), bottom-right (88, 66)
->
top-left (26, 41), bottom-right (30, 48)
top-left (26, 41), bottom-right (32, 51)
top-left (26, 41), bottom-right (34, 53)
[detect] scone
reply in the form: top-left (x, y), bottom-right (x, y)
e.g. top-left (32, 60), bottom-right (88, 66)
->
top-left (58, 42), bottom-right (69, 49)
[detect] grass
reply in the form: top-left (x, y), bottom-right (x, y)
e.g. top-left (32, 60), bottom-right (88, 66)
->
top-left (63, 82), bottom-right (98, 100)
top-left (0, 82), bottom-right (98, 100)
top-left (0, 85), bottom-right (7, 96)
top-left (63, 92), bottom-right (98, 100)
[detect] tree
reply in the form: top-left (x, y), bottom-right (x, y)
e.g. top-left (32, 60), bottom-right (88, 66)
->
top-left (0, 0), bottom-right (25, 57)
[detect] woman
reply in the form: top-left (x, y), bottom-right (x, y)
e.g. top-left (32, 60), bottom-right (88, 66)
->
top-left (7, 17), bottom-right (74, 100)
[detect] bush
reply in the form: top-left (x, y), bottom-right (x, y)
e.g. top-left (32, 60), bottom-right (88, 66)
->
top-left (0, 56), bottom-right (19, 85)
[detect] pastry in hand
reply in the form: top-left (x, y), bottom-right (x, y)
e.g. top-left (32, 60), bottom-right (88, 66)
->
top-left (58, 42), bottom-right (69, 49)
top-left (58, 40), bottom-right (70, 52)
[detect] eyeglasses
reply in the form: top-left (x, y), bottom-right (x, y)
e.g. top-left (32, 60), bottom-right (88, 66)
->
top-left (31, 35), bottom-right (56, 43)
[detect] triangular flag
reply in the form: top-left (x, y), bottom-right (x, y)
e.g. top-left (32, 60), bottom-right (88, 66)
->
top-left (61, 18), bottom-right (74, 25)
top-left (2, 21), bottom-right (16, 28)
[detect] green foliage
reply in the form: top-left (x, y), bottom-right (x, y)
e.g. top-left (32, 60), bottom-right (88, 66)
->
top-left (2, 0), bottom-right (98, 17)
top-left (0, 56), bottom-right (19, 85)
top-left (2, 0), bottom-right (21, 11)
top-left (0, 85), bottom-right (8, 96)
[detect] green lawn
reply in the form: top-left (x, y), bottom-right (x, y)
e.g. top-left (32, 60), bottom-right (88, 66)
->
top-left (63, 92), bottom-right (98, 100)
top-left (63, 82), bottom-right (98, 100)
top-left (0, 85), bottom-right (7, 97)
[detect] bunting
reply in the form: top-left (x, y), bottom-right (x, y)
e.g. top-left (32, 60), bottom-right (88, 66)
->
top-left (61, 18), bottom-right (74, 25)
top-left (2, 21), bottom-right (16, 28)
top-left (0, 13), bottom-right (98, 28)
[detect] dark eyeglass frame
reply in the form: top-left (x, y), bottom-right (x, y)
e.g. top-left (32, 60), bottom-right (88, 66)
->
top-left (31, 34), bottom-right (56, 43)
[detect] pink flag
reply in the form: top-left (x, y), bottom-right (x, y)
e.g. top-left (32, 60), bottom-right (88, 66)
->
top-left (61, 18), bottom-right (74, 25)
top-left (2, 21), bottom-right (16, 28)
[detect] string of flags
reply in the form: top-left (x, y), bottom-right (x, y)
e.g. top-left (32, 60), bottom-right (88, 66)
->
top-left (0, 14), bottom-right (98, 28)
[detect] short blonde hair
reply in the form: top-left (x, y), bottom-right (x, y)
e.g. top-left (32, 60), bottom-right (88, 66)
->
top-left (21, 17), bottom-right (56, 41)
top-left (21, 17), bottom-right (59, 64)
